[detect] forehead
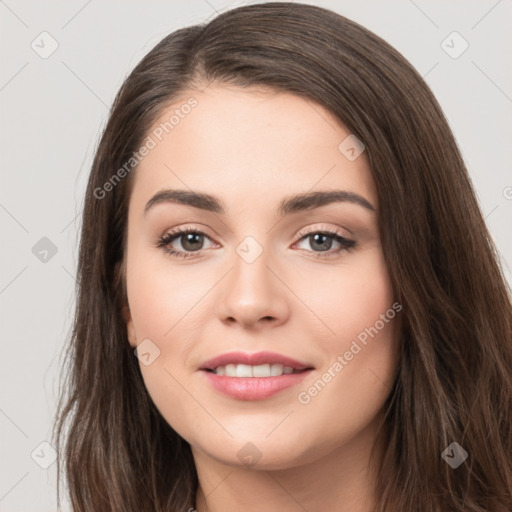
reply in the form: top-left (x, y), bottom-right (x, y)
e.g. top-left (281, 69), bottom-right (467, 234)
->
top-left (129, 85), bottom-right (377, 216)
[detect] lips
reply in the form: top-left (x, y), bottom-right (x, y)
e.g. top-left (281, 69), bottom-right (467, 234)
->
top-left (200, 350), bottom-right (313, 371)
top-left (199, 351), bottom-right (315, 400)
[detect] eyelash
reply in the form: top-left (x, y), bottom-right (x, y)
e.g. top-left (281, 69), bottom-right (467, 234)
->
top-left (156, 225), bottom-right (356, 260)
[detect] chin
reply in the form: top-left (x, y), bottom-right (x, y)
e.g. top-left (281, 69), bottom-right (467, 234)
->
top-left (192, 432), bottom-right (320, 471)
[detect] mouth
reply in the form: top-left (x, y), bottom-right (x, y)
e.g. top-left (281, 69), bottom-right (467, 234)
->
top-left (199, 350), bottom-right (314, 373)
top-left (199, 351), bottom-right (315, 400)
top-left (200, 367), bottom-right (314, 400)
top-left (204, 363), bottom-right (310, 377)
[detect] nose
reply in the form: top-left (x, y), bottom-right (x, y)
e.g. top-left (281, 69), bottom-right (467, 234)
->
top-left (216, 246), bottom-right (290, 330)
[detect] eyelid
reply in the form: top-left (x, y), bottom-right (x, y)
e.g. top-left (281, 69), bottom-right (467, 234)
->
top-left (295, 223), bottom-right (352, 239)
top-left (160, 223), bottom-right (351, 244)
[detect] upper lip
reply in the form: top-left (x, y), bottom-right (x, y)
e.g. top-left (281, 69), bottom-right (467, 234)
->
top-left (200, 351), bottom-right (314, 371)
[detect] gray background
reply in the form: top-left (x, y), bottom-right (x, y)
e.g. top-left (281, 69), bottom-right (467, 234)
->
top-left (1, 0), bottom-right (511, 510)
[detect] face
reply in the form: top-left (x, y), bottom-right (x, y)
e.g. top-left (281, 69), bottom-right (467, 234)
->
top-left (122, 84), bottom-right (400, 470)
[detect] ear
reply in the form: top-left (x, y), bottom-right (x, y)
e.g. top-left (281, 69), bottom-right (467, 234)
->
top-left (115, 260), bottom-right (137, 348)
top-left (122, 305), bottom-right (137, 348)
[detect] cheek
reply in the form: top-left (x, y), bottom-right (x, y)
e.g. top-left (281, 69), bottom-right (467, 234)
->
top-left (126, 248), bottom-right (213, 340)
top-left (125, 250), bottom-right (218, 439)
top-left (295, 316), bottom-right (398, 458)
top-left (291, 250), bottom-right (399, 433)
top-left (294, 247), bottom-right (396, 346)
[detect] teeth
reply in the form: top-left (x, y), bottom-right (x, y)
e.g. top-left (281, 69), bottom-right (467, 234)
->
top-left (212, 363), bottom-right (301, 377)
top-left (236, 364), bottom-right (253, 377)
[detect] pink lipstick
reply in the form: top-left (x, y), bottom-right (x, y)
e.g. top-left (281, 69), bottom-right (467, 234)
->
top-left (199, 351), bottom-right (314, 400)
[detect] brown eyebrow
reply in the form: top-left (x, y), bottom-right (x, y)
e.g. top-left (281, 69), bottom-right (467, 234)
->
top-left (144, 189), bottom-right (376, 216)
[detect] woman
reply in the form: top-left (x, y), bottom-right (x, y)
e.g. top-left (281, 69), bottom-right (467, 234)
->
top-left (54, 2), bottom-right (512, 511)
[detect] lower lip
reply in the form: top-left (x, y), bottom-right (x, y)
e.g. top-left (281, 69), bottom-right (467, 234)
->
top-left (201, 369), bottom-right (313, 400)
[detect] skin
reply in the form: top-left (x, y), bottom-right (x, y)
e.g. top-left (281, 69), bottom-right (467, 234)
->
top-left (122, 84), bottom-right (401, 512)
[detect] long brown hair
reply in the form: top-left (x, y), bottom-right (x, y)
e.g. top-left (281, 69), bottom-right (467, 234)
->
top-left (53, 3), bottom-right (512, 510)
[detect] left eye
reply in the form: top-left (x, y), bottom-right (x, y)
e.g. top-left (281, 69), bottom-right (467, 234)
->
top-left (294, 231), bottom-right (356, 255)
